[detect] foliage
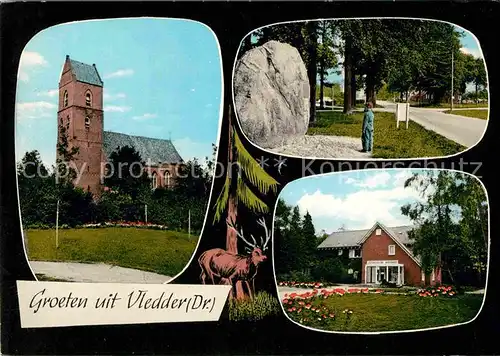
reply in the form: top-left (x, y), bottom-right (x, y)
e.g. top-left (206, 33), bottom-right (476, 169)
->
top-left (228, 291), bottom-right (281, 321)
top-left (247, 19), bottom-right (488, 112)
top-left (401, 171), bottom-right (488, 286)
top-left (308, 111), bottom-right (464, 158)
top-left (213, 128), bottom-right (279, 224)
top-left (25, 227), bottom-right (196, 276)
top-left (103, 145), bottom-right (151, 201)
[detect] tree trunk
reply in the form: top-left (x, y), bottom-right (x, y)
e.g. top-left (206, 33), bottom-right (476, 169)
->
top-left (319, 23), bottom-right (325, 110)
top-left (365, 74), bottom-right (376, 106)
top-left (351, 73), bottom-right (357, 109)
top-left (307, 22), bottom-right (318, 124)
top-left (475, 82), bottom-right (478, 105)
top-left (319, 69), bottom-right (325, 110)
top-left (225, 106), bottom-right (247, 300)
top-left (343, 35), bottom-right (353, 114)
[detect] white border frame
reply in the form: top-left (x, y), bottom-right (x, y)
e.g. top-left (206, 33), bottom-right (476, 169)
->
top-left (271, 167), bottom-right (490, 335)
top-left (13, 17), bottom-right (225, 285)
top-left (231, 17), bottom-right (490, 162)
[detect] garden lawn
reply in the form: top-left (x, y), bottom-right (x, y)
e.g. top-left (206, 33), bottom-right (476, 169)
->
top-left (26, 227), bottom-right (197, 276)
top-left (410, 102), bottom-right (488, 109)
top-left (444, 109), bottom-right (488, 120)
top-left (308, 111), bottom-right (464, 159)
top-left (286, 293), bottom-right (483, 332)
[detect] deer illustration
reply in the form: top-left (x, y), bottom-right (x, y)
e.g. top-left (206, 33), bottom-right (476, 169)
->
top-left (198, 217), bottom-right (271, 299)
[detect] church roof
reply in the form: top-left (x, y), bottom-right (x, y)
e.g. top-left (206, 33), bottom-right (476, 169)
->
top-left (69, 58), bottom-right (103, 87)
top-left (103, 131), bottom-right (184, 165)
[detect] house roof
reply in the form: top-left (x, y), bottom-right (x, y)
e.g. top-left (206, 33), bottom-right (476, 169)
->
top-left (318, 224), bottom-right (414, 249)
top-left (69, 58), bottom-right (103, 87)
top-left (103, 131), bottom-right (184, 165)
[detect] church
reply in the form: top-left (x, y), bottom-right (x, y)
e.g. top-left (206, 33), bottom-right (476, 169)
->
top-left (57, 55), bottom-right (184, 197)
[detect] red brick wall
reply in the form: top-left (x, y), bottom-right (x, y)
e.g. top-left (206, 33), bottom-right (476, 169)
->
top-left (58, 58), bottom-right (104, 198)
top-left (361, 227), bottom-right (423, 286)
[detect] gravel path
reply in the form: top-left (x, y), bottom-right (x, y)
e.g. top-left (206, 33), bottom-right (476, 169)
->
top-left (31, 261), bottom-right (172, 284)
top-left (270, 135), bottom-right (372, 159)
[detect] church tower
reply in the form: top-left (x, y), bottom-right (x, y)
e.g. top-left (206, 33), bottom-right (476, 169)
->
top-left (57, 55), bottom-right (104, 197)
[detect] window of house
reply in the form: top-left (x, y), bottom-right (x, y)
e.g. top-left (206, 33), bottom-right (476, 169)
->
top-left (164, 171), bottom-right (171, 188)
top-left (152, 173), bottom-right (157, 189)
top-left (388, 245), bottom-right (395, 256)
top-left (431, 270), bottom-right (435, 281)
top-left (85, 116), bottom-right (90, 128)
top-left (338, 249), bottom-right (343, 256)
top-left (375, 228), bottom-right (382, 235)
top-left (85, 91), bottom-right (92, 106)
top-left (349, 249), bottom-right (360, 258)
top-left (63, 91), bottom-right (68, 107)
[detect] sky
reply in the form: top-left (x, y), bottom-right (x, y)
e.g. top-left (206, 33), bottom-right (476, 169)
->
top-left (278, 169), bottom-right (432, 235)
top-left (15, 18), bottom-right (222, 168)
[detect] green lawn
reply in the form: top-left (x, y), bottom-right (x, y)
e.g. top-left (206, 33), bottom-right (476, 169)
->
top-left (285, 293), bottom-right (483, 332)
top-left (444, 109), bottom-right (488, 120)
top-left (26, 227), bottom-right (197, 276)
top-left (410, 102), bottom-right (488, 109)
top-left (308, 111), bottom-right (464, 159)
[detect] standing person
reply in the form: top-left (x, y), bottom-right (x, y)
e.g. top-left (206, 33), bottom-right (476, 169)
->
top-left (361, 102), bottom-right (374, 153)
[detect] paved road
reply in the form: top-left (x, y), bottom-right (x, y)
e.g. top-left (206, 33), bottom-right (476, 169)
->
top-left (377, 101), bottom-right (488, 148)
top-left (30, 261), bottom-right (172, 284)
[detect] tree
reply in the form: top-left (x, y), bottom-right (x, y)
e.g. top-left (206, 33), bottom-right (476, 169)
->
top-left (212, 105), bottom-right (280, 299)
top-left (103, 145), bottom-right (151, 201)
top-left (401, 170), bottom-right (488, 286)
top-left (301, 211), bottom-right (318, 269)
top-left (317, 21), bottom-right (338, 109)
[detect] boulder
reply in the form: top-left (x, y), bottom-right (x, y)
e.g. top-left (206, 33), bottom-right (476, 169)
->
top-left (233, 40), bottom-right (310, 149)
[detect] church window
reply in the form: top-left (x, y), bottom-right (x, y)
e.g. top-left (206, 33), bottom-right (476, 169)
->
top-left (164, 171), bottom-right (171, 188)
top-left (152, 173), bottom-right (158, 189)
top-left (63, 91), bottom-right (68, 107)
top-left (85, 91), bottom-right (92, 107)
top-left (85, 115), bottom-right (90, 129)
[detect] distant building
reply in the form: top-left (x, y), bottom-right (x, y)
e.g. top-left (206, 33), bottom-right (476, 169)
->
top-left (57, 55), bottom-right (183, 197)
top-left (318, 222), bottom-right (442, 286)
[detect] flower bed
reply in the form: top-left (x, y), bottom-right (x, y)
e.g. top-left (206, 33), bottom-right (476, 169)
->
top-left (278, 281), bottom-right (330, 289)
top-left (282, 288), bottom-right (369, 327)
top-left (82, 221), bottom-right (169, 230)
top-left (416, 285), bottom-right (457, 297)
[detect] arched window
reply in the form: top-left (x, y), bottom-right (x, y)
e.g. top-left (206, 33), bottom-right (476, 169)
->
top-left (151, 172), bottom-right (157, 189)
top-left (59, 117), bottom-right (63, 126)
top-left (85, 115), bottom-right (90, 129)
top-left (164, 171), bottom-right (171, 188)
top-left (85, 91), bottom-right (92, 107)
top-left (63, 91), bottom-right (68, 107)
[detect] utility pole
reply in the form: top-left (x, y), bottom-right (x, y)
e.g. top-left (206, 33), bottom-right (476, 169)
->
top-left (55, 199), bottom-right (60, 249)
top-left (145, 204), bottom-right (148, 224)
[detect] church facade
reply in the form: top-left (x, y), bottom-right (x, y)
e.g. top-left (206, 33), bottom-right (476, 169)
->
top-left (57, 55), bottom-right (184, 198)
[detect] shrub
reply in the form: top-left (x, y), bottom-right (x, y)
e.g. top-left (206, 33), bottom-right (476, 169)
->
top-left (228, 292), bottom-right (281, 321)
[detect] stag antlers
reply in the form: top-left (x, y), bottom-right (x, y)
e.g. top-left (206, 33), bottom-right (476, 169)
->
top-left (227, 217), bottom-right (271, 253)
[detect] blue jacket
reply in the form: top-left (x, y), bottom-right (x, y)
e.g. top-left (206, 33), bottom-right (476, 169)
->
top-left (362, 109), bottom-right (374, 132)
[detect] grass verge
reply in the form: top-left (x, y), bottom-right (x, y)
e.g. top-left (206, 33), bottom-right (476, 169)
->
top-left (284, 293), bottom-right (483, 332)
top-left (228, 291), bottom-right (282, 321)
top-left (443, 109), bottom-right (488, 120)
top-left (26, 227), bottom-right (197, 276)
top-left (308, 111), bottom-right (464, 159)
top-left (410, 102), bottom-right (488, 109)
